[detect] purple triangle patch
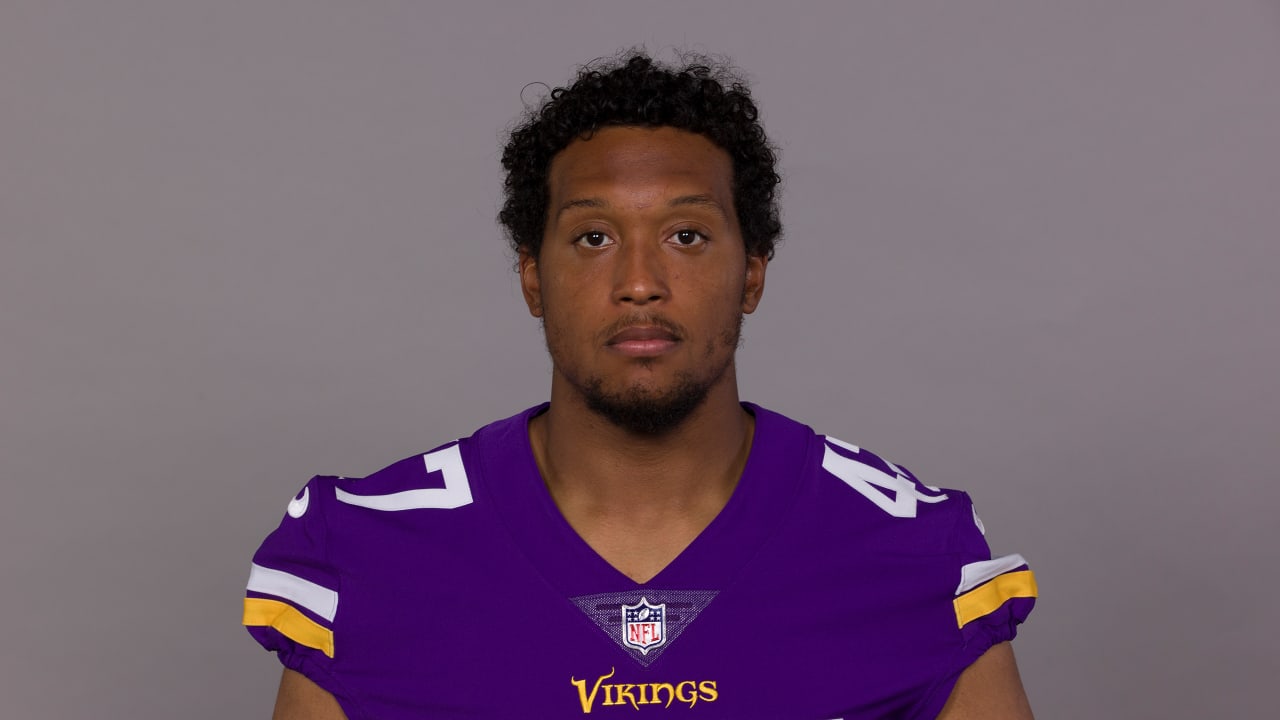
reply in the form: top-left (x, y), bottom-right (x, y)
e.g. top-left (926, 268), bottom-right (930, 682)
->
top-left (569, 589), bottom-right (719, 667)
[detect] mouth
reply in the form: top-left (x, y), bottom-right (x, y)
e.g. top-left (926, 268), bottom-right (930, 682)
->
top-left (606, 325), bottom-right (681, 357)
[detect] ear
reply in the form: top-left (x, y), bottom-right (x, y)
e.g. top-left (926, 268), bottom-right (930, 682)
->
top-left (518, 248), bottom-right (544, 318)
top-left (741, 253), bottom-right (767, 314)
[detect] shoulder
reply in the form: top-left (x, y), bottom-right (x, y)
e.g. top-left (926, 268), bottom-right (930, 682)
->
top-left (241, 407), bottom-right (541, 689)
top-left (755, 406), bottom-right (1038, 716)
top-left (751, 403), bottom-right (978, 542)
top-left (295, 404), bottom-right (543, 517)
top-left (246, 404), bottom-right (541, 576)
top-left (754, 403), bottom-right (1037, 618)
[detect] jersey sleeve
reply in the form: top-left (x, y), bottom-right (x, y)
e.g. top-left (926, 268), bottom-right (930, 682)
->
top-left (915, 489), bottom-right (1038, 718)
top-left (945, 491), bottom-right (1037, 652)
top-left (242, 476), bottom-right (349, 700)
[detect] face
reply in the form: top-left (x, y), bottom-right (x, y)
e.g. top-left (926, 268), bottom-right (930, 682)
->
top-left (519, 126), bottom-right (767, 433)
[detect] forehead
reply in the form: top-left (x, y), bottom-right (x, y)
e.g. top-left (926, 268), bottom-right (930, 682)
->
top-left (547, 126), bottom-right (734, 206)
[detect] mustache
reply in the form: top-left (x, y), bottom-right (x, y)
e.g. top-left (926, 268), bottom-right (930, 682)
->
top-left (598, 314), bottom-right (685, 343)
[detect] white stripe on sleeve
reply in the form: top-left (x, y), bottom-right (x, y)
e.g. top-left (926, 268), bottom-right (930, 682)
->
top-left (246, 563), bottom-right (339, 622)
top-left (955, 553), bottom-right (1028, 595)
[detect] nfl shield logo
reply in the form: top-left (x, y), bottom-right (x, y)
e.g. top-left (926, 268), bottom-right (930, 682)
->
top-left (621, 597), bottom-right (666, 655)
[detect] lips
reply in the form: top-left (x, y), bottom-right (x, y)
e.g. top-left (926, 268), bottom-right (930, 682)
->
top-left (606, 324), bottom-right (680, 357)
top-left (608, 326), bottom-right (678, 344)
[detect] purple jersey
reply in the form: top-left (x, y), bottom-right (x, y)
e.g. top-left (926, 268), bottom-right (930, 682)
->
top-left (244, 404), bottom-right (1036, 718)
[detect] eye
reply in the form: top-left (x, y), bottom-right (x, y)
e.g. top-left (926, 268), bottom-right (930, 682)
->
top-left (670, 229), bottom-right (708, 247)
top-left (574, 231), bottom-right (614, 249)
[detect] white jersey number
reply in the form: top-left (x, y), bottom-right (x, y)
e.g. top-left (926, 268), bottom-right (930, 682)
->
top-left (335, 443), bottom-right (474, 511)
top-left (821, 436), bottom-right (947, 518)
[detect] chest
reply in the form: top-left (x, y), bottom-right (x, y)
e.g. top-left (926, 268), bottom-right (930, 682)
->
top-left (328, 519), bottom-right (960, 719)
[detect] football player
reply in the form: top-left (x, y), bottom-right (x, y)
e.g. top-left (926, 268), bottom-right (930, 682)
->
top-left (245, 52), bottom-right (1037, 719)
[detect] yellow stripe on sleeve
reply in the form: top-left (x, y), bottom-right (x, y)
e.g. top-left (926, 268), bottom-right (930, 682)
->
top-left (243, 597), bottom-right (335, 658)
top-left (953, 570), bottom-right (1038, 629)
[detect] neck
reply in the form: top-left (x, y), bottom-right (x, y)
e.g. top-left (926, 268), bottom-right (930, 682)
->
top-left (532, 368), bottom-right (753, 508)
top-left (527, 368), bottom-right (755, 582)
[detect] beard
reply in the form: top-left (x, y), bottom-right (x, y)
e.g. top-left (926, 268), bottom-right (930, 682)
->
top-left (565, 313), bottom-right (744, 436)
top-left (580, 369), bottom-right (714, 436)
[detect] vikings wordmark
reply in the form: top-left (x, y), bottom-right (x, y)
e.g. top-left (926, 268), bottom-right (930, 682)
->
top-left (571, 668), bottom-right (719, 713)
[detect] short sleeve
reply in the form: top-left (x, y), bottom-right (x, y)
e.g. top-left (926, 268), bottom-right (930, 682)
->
top-left (947, 492), bottom-right (1037, 650)
top-left (242, 476), bottom-right (346, 695)
top-left (914, 491), bottom-right (1038, 719)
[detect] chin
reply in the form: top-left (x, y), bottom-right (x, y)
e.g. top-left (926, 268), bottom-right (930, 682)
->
top-left (582, 374), bottom-right (712, 436)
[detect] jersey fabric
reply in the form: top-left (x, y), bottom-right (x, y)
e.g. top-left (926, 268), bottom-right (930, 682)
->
top-left (244, 404), bottom-right (1036, 719)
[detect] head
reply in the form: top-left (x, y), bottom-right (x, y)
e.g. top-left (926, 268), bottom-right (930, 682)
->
top-left (500, 52), bottom-right (780, 435)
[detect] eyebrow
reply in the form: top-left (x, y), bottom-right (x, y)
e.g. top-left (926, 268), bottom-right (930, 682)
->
top-left (554, 194), bottom-right (729, 222)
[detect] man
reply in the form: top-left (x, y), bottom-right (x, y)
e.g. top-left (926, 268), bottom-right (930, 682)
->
top-left (244, 52), bottom-right (1037, 719)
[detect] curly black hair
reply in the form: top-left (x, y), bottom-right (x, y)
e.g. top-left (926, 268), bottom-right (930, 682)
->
top-left (499, 51), bottom-right (781, 261)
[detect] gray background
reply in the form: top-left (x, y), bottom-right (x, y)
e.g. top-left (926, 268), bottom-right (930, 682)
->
top-left (2, 1), bottom-right (1276, 718)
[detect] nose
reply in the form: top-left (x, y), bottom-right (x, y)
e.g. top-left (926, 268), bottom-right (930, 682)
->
top-left (611, 240), bottom-right (669, 305)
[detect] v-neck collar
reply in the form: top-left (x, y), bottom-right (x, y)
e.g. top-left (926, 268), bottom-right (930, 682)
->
top-left (473, 402), bottom-right (811, 596)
